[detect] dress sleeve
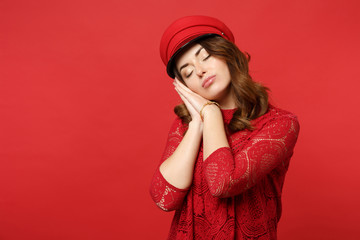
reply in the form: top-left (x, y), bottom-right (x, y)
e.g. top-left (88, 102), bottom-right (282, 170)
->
top-left (203, 114), bottom-right (300, 198)
top-left (149, 118), bottom-right (189, 211)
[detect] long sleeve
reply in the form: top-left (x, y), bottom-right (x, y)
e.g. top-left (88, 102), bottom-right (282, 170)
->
top-left (149, 118), bottom-right (189, 211)
top-left (203, 113), bottom-right (300, 198)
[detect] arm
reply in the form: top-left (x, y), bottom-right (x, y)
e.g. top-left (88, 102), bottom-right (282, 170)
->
top-left (202, 114), bottom-right (300, 198)
top-left (149, 118), bottom-right (198, 211)
top-left (171, 79), bottom-right (300, 199)
top-left (202, 104), bottom-right (229, 159)
top-left (159, 119), bottom-right (202, 189)
top-left (150, 109), bottom-right (203, 211)
top-left (172, 78), bottom-right (229, 161)
top-left (158, 78), bottom-right (205, 190)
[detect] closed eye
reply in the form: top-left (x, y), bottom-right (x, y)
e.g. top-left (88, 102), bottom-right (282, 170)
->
top-left (186, 71), bottom-right (193, 78)
top-left (203, 54), bottom-right (211, 61)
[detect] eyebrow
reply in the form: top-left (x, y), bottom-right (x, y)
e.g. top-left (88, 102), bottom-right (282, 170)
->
top-left (195, 47), bottom-right (204, 57)
top-left (179, 47), bottom-right (204, 72)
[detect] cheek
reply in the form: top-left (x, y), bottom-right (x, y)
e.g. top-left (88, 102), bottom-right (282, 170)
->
top-left (184, 78), bottom-right (196, 89)
top-left (186, 83), bottom-right (197, 92)
top-left (185, 81), bottom-right (201, 94)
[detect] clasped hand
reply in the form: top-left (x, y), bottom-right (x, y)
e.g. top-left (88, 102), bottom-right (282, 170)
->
top-left (173, 78), bottom-right (215, 123)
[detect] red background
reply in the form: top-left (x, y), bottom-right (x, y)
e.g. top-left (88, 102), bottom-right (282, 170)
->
top-left (1, 0), bottom-right (360, 239)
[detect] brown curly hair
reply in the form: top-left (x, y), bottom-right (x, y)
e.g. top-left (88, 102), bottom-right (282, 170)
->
top-left (173, 35), bottom-right (269, 133)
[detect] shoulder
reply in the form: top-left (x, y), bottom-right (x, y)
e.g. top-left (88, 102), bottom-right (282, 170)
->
top-left (253, 104), bottom-right (300, 134)
top-left (269, 105), bottom-right (299, 123)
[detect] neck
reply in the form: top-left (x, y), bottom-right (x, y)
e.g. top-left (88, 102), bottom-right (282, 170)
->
top-left (217, 88), bottom-right (237, 109)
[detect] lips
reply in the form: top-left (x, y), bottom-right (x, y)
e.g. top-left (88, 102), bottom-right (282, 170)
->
top-left (202, 75), bottom-right (216, 88)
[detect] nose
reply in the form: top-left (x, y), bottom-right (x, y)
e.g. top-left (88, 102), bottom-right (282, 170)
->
top-left (195, 63), bottom-right (206, 77)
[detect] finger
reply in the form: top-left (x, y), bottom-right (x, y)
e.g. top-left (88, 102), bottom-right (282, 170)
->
top-left (174, 79), bottom-right (207, 105)
top-left (174, 84), bottom-right (187, 102)
top-left (174, 84), bottom-right (194, 106)
top-left (175, 87), bottom-right (198, 114)
top-left (174, 79), bottom-right (194, 94)
top-left (175, 83), bottom-right (208, 111)
top-left (174, 81), bottom-right (194, 98)
top-left (174, 84), bottom-right (197, 109)
top-left (174, 85), bottom-right (191, 105)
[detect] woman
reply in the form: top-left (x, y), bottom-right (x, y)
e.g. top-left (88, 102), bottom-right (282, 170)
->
top-left (150, 15), bottom-right (300, 239)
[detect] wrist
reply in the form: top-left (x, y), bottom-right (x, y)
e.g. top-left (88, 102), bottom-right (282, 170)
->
top-left (202, 104), bottom-right (221, 120)
top-left (199, 101), bottom-right (220, 121)
top-left (188, 119), bottom-right (203, 133)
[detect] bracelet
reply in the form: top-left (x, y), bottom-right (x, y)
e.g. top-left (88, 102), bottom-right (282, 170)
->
top-left (200, 101), bottom-right (220, 121)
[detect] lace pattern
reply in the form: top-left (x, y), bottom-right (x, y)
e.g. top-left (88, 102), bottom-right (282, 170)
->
top-left (149, 118), bottom-right (188, 211)
top-left (204, 115), bottom-right (299, 198)
top-left (150, 105), bottom-right (300, 239)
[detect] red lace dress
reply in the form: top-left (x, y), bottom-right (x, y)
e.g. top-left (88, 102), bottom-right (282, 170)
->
top-left (150, 104), bottom-right (300, 239)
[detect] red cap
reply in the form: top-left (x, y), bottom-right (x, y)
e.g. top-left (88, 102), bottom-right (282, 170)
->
top-left (160, 15), bottom-right (235, 78)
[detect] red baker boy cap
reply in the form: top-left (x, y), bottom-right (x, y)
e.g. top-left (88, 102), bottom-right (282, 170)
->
top-left (160, 15), bottom-right (235, 78)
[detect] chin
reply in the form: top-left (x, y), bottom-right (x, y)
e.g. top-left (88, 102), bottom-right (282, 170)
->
top-left (204, 87), bottom-right (228, 101)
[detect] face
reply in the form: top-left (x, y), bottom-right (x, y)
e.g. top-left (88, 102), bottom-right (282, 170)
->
top-left (175, 43), bottom-right (234, 106)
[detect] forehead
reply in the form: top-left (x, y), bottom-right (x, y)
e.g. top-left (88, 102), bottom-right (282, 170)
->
top-left (175, 43), bottom-right (204, 68)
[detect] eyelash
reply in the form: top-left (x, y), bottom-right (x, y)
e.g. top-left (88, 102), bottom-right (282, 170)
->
top-left (185, 55), bottom-right (211, 78)
top-left (203, 54), bottom-right (211, 61)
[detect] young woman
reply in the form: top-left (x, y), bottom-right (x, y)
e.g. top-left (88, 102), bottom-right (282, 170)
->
top-left (150, 15), bottom-right (300, 239)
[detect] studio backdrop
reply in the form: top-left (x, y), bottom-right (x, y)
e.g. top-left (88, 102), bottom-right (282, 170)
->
top-left (1, 0), bottom-right (360, 239)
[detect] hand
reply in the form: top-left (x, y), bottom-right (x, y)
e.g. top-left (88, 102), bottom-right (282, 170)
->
top-left (173, 78), bottom-right (208, 123)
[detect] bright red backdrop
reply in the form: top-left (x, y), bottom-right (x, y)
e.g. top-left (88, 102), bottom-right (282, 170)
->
top-left (1, 0), bottom-right (360, 239)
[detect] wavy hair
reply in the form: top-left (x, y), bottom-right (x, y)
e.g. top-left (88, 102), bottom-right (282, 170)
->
top-left (173, 35), bottom-right (269, 133)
